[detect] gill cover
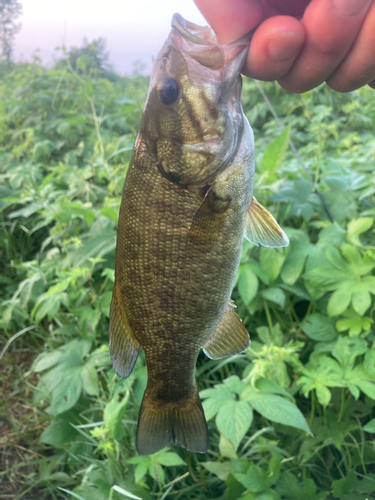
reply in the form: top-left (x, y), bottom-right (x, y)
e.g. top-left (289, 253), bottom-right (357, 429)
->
top-left (141, 14), bottom-right (253, 188)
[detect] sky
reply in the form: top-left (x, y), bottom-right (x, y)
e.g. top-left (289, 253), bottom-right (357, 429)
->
top-left (14, 0), bottom-right (207, 75)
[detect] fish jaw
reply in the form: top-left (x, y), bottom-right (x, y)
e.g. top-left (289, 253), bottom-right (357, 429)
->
top-left (140, 14), bottom-right (251, 189)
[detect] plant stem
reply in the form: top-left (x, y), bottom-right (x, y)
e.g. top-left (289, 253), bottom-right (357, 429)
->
top-left (309, 391), bottom-right (316, 427)
top-left (263, 299), bottom-right (273, 334)
top-left (338, 388), bottom-right (345, 423)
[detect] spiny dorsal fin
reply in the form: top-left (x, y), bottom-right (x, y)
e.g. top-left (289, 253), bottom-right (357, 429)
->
top-left (245, 197), bottom-right (289, 248)
top-left (203, 307), bottom-right (250, 360)
top-left (109, 283), bottom-right (140, 378)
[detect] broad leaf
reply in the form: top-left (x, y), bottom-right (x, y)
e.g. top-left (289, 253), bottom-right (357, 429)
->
top-left (243, 390), bottom-right (312, 434)
top-left (216, 400), bottom-right (253, 450)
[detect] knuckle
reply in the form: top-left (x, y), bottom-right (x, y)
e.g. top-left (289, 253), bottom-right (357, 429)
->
top-left (277, 76), bottom-right (314, 94)
top-left (313, 38), bottom-right (344, 58)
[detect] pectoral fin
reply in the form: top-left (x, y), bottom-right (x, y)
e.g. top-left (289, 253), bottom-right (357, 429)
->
top-left (187, 186), bottom-right (230, 251)
top-left (109, 283), bottom-right (140, 378)
top-left (203, 306), bottom-right (250, 359)
top-left (245, 197), bottom-right (289, 248)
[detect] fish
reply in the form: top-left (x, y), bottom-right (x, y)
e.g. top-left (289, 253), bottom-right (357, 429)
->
top-left (109, 13), bottom-right (289, 455)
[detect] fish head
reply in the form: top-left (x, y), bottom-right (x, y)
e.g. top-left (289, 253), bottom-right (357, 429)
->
top-left (141, 13), bottom-right (251, 187)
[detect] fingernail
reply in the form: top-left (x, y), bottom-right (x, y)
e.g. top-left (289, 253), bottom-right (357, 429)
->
top-left (332, 0), bottom-right (372, 16)
top-left (268, 32), bottom-right (304, 61)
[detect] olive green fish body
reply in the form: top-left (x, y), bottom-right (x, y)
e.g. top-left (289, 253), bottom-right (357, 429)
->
top-left (109, 14), bottom-right (288, 455)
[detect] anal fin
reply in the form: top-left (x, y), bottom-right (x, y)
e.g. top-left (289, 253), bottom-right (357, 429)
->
top-left (109, 282), bottom-right (140, 378)
top-left (203, 306), bottom-right (250, 360)
top-left (245, 197), bottom-right (289, 248)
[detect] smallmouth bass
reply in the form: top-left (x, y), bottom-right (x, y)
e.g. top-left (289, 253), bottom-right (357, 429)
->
top-left (109, 14), bottom-right (288, 455)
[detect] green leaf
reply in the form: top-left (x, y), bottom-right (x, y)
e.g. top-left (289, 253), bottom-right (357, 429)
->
top-left (262, 126), bottom-right (290, 174)
top-left (200, 384), bottom-right (235, 400)
top-left (50, 366), bottom-right (83, 415)
top-left (98, 291), bottom-right (113, 317)
top-left (315, 386), bottom-right (332, 407)
top-left (156, 451), bottom-right (186, 466)
top-left (332, 336), bottom-right (367, 366)
top-left (260, 247), bottom-right (285, 283)
top-left (200, 384), bottom-right (235, 420)
top-left (261, 287), bottom-right (286, 308)
top-left (223, 375), bottom-right (245, 395)
top-left (363, 419), bottom-right (375, 433)
top-left (327, 283), bottom-right (353, 317)
top-left (40, 419), bottom-right (78, 446)
top-left (254, 378), bottom-right (295, 401)
top-left (201, 461), bottom-right (237, 481)
top-left (336, 309), bottom-right (373, 337)
top-left (347, 217), bottom-right (373, 246)
top-left (34, 350), bottom-right (63, 372)
top-left (111, 485), bottom-right (143, 500)
top-left (356, 379), bottom-right (375, 400)
top-left (332, 471), bottom-right (358, 499)
top-left (364, 349), bottom-right (375, 377)
top-left (351, 289), bottom-right (371, 315)
top-left (100, 206), bottom-right (118, 222)
top-left (235, 464), bottom-right (269, 493)
top-left (216, 400), bottom-right (253, 450)
top-left (202, 395), bottom-right (226, 421)
top-left (33, 294), bottom-right (62, 323)
top-left (58, 488), bottom-right (86, 500)
top-left (86, 77), bottom-right (94, 96)
top-left (281, 231), bottom-right (310, 285)
top-left (280, 283), bottom-right (312, 301)
top-left (245, 391), bottom-right (312, 435)
top-left (219, 433), bottom-right (237, 459)
top-left (104, 392), bottom-right (129, 439)
top-left (301, 314), bottom-right (338, 342)
top-left (81, 365), bottom-right (99, 396)
top-left (134, 462), bottom-right (149, 484)
top-left (238, 269), bottom-right (259, 304)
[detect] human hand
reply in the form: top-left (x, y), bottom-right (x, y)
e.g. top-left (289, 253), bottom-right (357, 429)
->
top-left (194, 0), bottom-right (375, 93)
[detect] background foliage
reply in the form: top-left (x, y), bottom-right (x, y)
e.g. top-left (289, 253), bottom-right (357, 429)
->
top-left (1, 43), bottom-right (375, 499)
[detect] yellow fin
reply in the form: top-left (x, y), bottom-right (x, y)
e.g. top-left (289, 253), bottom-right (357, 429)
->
top-left (109, 283), bottom-right (140, 378)
top-left (245, 197), bottom-right (289, 248)
top-left (203, 307), bottom-right (250, 360)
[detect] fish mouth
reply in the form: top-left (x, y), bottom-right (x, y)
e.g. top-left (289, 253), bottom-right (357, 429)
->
top-left (169, 13), bottom-right (254, 73)
top-left (171, 13), bottom-right (217, 46)
top-left (171, 13), bottom-right (256, 47)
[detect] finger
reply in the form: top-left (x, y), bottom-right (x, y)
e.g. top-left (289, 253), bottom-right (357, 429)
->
top-left (369, 80), bottom-right (375, 89)
top-left (278, 0), bottom-right (374, 93)
top-left (243, 15), bottom-right (305, 81)
top-left (193, 0), bottom-right (263, 44)
top-left (263, 0), bottom-right (311, 17)
top-left (326, 1), bottom-right (375, 91)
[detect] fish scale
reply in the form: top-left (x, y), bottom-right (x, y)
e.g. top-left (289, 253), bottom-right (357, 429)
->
top-left (109, 13), bottom-right (289, 455)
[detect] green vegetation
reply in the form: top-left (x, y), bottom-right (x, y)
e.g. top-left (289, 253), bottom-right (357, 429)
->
top-left (0, 0), bottom-right (22, 63)
top-left (1, 55), bottom-right (375, 499)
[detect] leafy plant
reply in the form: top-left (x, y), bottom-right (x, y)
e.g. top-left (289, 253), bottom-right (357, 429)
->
top-left (1, 58), bottom-right (375, 500)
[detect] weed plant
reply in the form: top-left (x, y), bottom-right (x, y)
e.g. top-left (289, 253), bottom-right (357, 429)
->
top-left (1, 59), bottom-right (375, 499)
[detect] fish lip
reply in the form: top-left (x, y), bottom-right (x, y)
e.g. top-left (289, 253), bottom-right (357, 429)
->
top-left (171, 13), bottom-right (216, 46)
top-left (171, 13), bottom-right (257, 46)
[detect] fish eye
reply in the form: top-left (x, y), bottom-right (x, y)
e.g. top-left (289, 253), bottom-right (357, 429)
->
top-left (157, 78), bottom-right (180, 105)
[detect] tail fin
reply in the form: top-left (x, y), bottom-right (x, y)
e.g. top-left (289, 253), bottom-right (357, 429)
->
top-left (136, 391), bottom-right (208, 455)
